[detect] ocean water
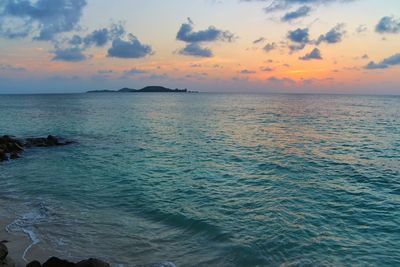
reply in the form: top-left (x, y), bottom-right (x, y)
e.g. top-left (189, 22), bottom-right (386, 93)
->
top-left (0, 93), bottom-right (399, 267)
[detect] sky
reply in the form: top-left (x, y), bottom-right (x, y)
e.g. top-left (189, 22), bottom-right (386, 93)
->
top-left (0, 0), bottom-right (399, 94)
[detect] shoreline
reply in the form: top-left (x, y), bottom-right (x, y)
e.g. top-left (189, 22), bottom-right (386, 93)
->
top-left (0, 213), bottom-right (31, 267)
top-left (0, 207), bottom-right (63, 267)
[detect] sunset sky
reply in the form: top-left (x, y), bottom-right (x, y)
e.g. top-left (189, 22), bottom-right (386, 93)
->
top-left (0, 0), bottom-right (399, 94)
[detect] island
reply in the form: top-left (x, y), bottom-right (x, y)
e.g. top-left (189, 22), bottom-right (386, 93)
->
top-left (87, 86), bottom-right (198, 93)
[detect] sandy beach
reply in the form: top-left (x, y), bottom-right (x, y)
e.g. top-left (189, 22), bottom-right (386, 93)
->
top-left (0, 208), bottom-right (59, 267)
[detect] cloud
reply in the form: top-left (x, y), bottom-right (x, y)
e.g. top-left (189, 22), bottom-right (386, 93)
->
top-left (83, 23), bottom-right (125, 47)
top-left (0, 64), bottom-right (26, 72)
top-left (240, 69), bottom-right (256, 74)
top-left (107, 34), bottom-right (153, 59)
top-left (299, 48), bottom-right (322, 60)
top-left (364, 62), bottom-right (388, 69)
top-left (287, 28), bottom-right (309, 51)
top-left (260, 66), bottom-right (274, 72)
top-left (266, 76), bottom-right (296, 86)
top-left (97, 70), bottom-right (114, 74)
top-left (253, 37), bottom-right (265, 44)
top-left (288, 28), bottom-right (309, 43)
top-left (123, 68), bottom-right (148, 75)
top-left (176, 18), bottom-right (235, 43)
top-left (176, 18), bottom-right (235, 58)
top-left (69, 35), bottom-right (82, 45)
top-left (0, 0), bottom-right (87, 40)
top-left (52, 47), bottom-right (86, 62)
top-left (282, 6), bottom-right (311, 22)
top-left (356, 24), bottom-right (367, 33)
top-left (263, 42), bottom-right (277, 52)
top-left (83, 28), bottom-right (109, 47)
top-left (242, 0), bottom-right (355, 13)
top-left (364, 53), bottom-right (400, 69)
top-left (179, 43), bottom-right (213, 57)
top-left (375, 16), bottom-right (400, 34)
top-left (316, 24), bottom-right (345, 45)
top-left (49, 22), bottom-right (128, 62)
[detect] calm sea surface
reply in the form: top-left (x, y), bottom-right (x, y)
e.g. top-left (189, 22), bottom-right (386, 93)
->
top-left (0, 93), bottom-right (399, 266)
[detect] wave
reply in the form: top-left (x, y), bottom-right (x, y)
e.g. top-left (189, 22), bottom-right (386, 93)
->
top-left (5, 202), bottom-right (49, 262)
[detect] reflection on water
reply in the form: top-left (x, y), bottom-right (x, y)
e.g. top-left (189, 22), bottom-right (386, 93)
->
top-left (0, 93), bottom-right (399, 266)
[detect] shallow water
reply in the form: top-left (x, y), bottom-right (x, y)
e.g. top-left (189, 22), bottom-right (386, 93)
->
top-left (1, 93), bottom-right (399, 266)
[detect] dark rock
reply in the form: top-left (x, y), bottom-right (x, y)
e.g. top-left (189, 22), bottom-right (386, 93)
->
top-left (76, 258), bottom-right (111, 267)
top-left (0, 242), bottom-right (8, 261)
top-left (0, 150), bottom-right (7, 162)
top-left (25, 136), bottom-right (74, 148)
top-left (42, 257), bottom-right (75, 267)
top-left (9, 152), bottom-right (19, 160)
top-left (0, 257), bottom-right (15, 267)
top-left (26, 261), bottom-right (42, 267)
top-left (0, 135), bottom-right (75, 162)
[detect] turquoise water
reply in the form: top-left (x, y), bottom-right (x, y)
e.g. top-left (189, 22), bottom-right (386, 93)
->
top-left (0, 93), bottom-right (399, 266)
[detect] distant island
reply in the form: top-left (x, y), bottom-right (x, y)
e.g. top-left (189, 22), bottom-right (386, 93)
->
top-left (87, 86), bottom-right (198, 93)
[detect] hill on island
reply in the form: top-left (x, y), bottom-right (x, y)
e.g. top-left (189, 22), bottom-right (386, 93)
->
top-left (87, 86), bottom-right (193, 93)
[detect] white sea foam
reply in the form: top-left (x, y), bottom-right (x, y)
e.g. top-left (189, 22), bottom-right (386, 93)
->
top-left (5, 202), bottom-right (49, 262)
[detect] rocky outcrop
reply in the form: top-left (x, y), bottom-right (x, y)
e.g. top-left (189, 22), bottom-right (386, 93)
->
top-left (1, 243), bottom-right (111, 267)
top-left (39, 257), bottom-right (110, 267)
top-left (26, 261), bottom-right (41, 267)
top-left (0, 241), bottom-right (15, 267)
top-left (0, 135), bottom-right (75, 162)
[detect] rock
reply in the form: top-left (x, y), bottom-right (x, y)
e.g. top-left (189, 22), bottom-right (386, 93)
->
top-left (0, 242), bottom-right (8, 261)
top-left (76, 258), bottom-right (111, 267)
top-left (0, 135), bottom-right (75, 162)
top-left (9, 152), bottom-right (19, 160)
top-left (0, 257), bottom-right (15, 267)
top-left (42, 257), bottom-right (75, 267)
top-left (26, 261), bottom-right (42, 267)
top-left (0, 150), bottom-right (7, 161)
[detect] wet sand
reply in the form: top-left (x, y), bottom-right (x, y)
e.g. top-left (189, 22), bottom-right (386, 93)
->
top-left (0, 210), bottom-right (56, 266)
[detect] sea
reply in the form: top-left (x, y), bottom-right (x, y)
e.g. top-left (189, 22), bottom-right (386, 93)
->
top-left (0, 93), bottom-right (399, 267)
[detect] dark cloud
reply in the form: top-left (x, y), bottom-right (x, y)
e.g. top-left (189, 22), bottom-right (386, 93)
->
top-left (287, 28), bottom-right (309, 51)
top-left (107, 34), bottom-right (153, 59)
top-left (288, 28), bottom-right (309, 43)
top-left (83, 23), bottom-right (125, 47)
top-left (375, 16), bottom-right (400, 34)
top-left (52, 47), bottom-right (86, 62)
top-left (0, 0), bottom-right (87, 40)
top-left (51, 22), bottom-right (128, 62)
top-left (364, 62), bottom-right (388, 69)
top-left (316, 24), bottom-right (345, 45)
top-left (177, 18), bottom-right (235, 43)
top-left (84, 29), bottom-right (109, 47)
top-left (176, 18), bottom-right (235, 58)
top-left (364, 53), bottom-right (400, 69)
top-left (263, 42), bottom-right (277, 52)
top-left (253, 37), bottom-right (265, 44)
top-left (299, 48), bottom-right (322, 60)
top-left (179, 43), bottom-right (213, 57)
top-left (69, 35), bottom-right (82, 45)
top-left (282, 6), bottom-right (311, 22)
